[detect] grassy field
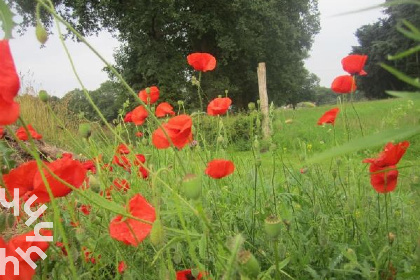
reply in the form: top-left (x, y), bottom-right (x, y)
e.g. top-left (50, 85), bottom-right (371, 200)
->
top-left (3, 96), bottom-right (420, 279)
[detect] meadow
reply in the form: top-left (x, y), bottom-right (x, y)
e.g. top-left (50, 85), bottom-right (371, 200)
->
top-left (2, 2), bottom-right (420, 280)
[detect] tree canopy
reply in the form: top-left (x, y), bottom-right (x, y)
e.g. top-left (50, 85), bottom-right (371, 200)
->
top-left (353, 1), bottom-right (420, 99)
top-left (12, 0), bottom-right (320, 108)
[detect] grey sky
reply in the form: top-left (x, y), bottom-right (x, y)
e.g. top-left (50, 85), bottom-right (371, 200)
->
top-left (7, 0), bottom-right (385, 97)
top-left (305, 0), bottom-right (385, 87)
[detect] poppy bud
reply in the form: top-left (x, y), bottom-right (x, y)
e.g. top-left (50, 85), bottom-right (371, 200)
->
top-left (253, 139), bottom-right (260, 150)
top-left (182, 174), bottom-right (202, 200)
top-left (217, 135), bottom-right (224, 144)
top-left (264, 215), bottom-right (282, 239)
top-left (6, 212), bottom-right (15, 228)
top-left (36, 21), bottom-right (48, 44)
top-left (150, 218), bottom-right (165, 246)
top-left (39, 90), bottom-right (49, 102)
top-left (332, 169), bottom-right (337, 179)
top-left (177, 100), bottom-right (184, 106)
top-left (248, 102), bottom-right (256, 111)
top-left (256, 118), bottom-right (261, 129)
top-left (0, 212), bottom-right (6, 233)
top-left (141, 138), bottom-right (148, 146)
top-left (238, 250), bottom-right (260, 278)
top-left (89, 175), bottom-right (101, 193)
top-left (79, 123), bottom-right (92, 139)
top-left (388, 232), bottom-right (396, 245)
top-left (336, 158), bottom-right (342, 166)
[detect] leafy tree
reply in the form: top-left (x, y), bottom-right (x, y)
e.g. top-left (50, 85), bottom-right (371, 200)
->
top-left (62, 81), bottom-right (127, 122)
top-left (12, 0), bottom-right (320, 108)
top-left (353, 1), bottom-right (420, 99)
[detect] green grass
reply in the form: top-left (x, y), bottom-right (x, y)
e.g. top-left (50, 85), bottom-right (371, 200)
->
top-left (3, 96), bottom-right (420, 279)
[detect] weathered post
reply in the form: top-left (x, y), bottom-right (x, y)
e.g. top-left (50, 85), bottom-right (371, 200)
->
top-left (257, 62), bottom-right (271, 139)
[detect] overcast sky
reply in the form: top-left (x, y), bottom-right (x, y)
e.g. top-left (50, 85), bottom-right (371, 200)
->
top-left (6, 0), bottom-right (385, 97)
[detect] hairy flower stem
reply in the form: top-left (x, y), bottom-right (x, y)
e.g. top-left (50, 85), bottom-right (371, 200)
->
top-left (350, 76), bottom-right (365, 136)
top-left (197, 71), bottom-right (204, 112)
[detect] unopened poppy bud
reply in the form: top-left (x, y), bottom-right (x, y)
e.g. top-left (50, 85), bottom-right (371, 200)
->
top-left (150, 219), bottom-right (165, 246)
top-left (332, 169), bottom-right (337, 179)
top-left (264, 215), bottom-right (282, 239)
top-left (145, 87), bottom-right (151, 94)
top-left (89, 175), bottom-right (100, 193)
top-left (141, 138), bottom-right (148, 146)
top-left (6, 212), bottom-right (14, 228)
top-left (36, 21), bottom-right (48, 44)
top-left (248, 102), bottom-right (256, 111)
top-left (38, 90), bottom-right (49, 102)
top-left (0, 213), bottom-right (6, 233)
top-left (253, 139), bottom-right (260, 150)
top-left (191, 268), bottom-right (200, 278)
top-left (336, 158), bottom-right (342, 166)
top-left (217, 135), bottom-right (224, 144)
top-left (79, 123), bottom-right (92, 139)
top-left (238, 250), bottom-right (260, 278)
top-left (177, 100), bottom-right (184, 106)
top-left (257, 99), bottom-right (261, 105)
top-left (182, 174), bottom-right (202, 200)
top-left (388, 232), bottom-right (396, 244)
top-left (256, 118), bottom-right (261, 128)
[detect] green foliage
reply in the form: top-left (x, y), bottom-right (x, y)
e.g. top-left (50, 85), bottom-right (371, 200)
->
top-left (353, 0), bottom-right (420, 99)
top-left (11, 0), bottom-right (320, 107)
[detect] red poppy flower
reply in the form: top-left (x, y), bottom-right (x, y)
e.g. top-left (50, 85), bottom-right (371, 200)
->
top-left (363, 141), bottom-right (410, 168)
top-left (368, 164), bottom-right (398, 193)
top-left (109, 194), bottom-right (156, 246)
top-left (28, 158), bottom-right (87, 203)
top-left (187, 53), bottom-right (217, 72)
top-left (0, 126), bottom-right (4, 138)
top-left (205, 159), bottom-right (235, 179)
top-left (152, 115), bottom-right (193, 149)
top-left (16, 125), bottom-right (43, 141)
top-left (118, 261), bottom-right (127, 274)
top-left (131, 105), bottom-right (148, 125)
top-left (0, 229), bottom-right (52, 280)
top-left (207, 97), bottom-right (232, 116)
top-left (116, 144), bottom-right (130, 155)
top-left (79, 204), bottom-right (92, 215)
top-left (331, 75), bottom-right (356, 94)
top-left (363, 141), bottom-right (409, 193)
top-left (113, 155), bottom-right (132, 172)
top-left (61, 153), bottom-right (73, 159)
top-left (0, 40), bottom-right (20, 126)
top-left (176, 269), bottom-right (205, 280)
top-left (2, 160), bottom-right (38, 200)
top-left (134, 154), bottom-right (146, 166)
top-left (112, 178), bottom-right (130, 192)
top-left (317, 107), bottom-right (340, 125)
top-left (341, 54), bottom-right (368, 75)
top-left (56, 242), bottom-right (68, 256)
top-left (139, 86), bottom-right (160, 105)
top-left (124, 111), bottom-right (133, 123)
top-left (138, 166), bottom-right (149, 179)
top-left (135, 131), bottom-right (143, 137)
top-left (83, 160), bottom-right (96, 174)
top-left (155, 102), bottom-right (175, 118)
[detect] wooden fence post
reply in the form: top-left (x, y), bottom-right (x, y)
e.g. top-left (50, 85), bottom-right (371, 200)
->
top-left (257, 62), bottom-right (271, 139)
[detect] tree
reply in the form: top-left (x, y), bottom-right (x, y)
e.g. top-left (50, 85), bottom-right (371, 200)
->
top-left (353, 1), bottom-right (420, 99)
top-left (12, 0), bottom-right (320, 108)
top-left (62, 81), bottom-right (127, 122)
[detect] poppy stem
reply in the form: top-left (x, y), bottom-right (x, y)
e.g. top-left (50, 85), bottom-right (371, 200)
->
top-left (197, 71), bottom-right (204, 112)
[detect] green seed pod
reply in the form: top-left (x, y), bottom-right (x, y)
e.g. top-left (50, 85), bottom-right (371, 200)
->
top-left (332, 169), bottom-right (337, 179)
top-left (0, 212), bottom-right (7, 233)
top-left (264, 215), bottom-right (282, 239)
top-left (256, 118), bottom-right (261, 129)
top-left (141, 138), bottom-right (148, 146)
top-left (239, 250), bottom-right (260, 278)
top-left (6, 213), bottom-right (15, 228)
top-left (38, 90), bottom-right (49, 102)
top-left (79, 123), bottom-right (92, 139)
top-left (248, 102), bottom-right (256, 111)
top-left (182, 174), bottom-right (202, 200)
top-left (89, 175), bottom-right (101, 193)
top-left (217, 135), bottom-right (224, 144)
top-left (36, 22), bottom-right (48, 44)
top-left (150, 219), bottom-right (165, 246)
top-left (145, 87), bottom-right (151, 94)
